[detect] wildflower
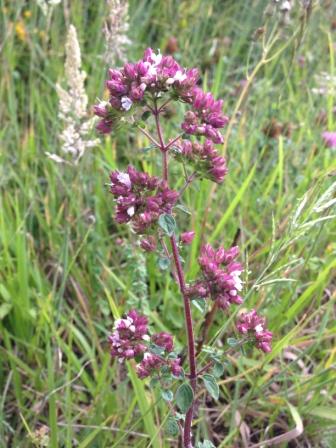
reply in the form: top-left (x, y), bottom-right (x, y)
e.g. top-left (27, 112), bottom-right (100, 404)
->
top-left (186, 244), bottom-right (243, 309)
top-left (140, 236), bottom-right (157, 252)
top-left (109, 165), bottom-right (178, 234)
top-left (15, 21), bottom-right (27, 42)
top-left (108, 310), bottom-right (150, 361)
top-left (136, 332), bottom-right (182, 379)
top-left (236, 309), bottom-right (272, 353)
top-left (151, 332), bottom-right (174, 352)
top-left (322, 131), bottom-right (336, 148)
top-left (136, 353), bottom-right (183, 379)
top-left (104, 0), bottom-right (131, 66)
top-left (180, 231), bottom-right (195, 245)
top-left (181, 87), bottom-right (229, 144)
top-left (176, 139), bottom-right (228, 183)
top-left (94, 47), bottom-right (200, 132)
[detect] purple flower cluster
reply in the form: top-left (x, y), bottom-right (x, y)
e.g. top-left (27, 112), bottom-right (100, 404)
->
top-left (108, 311), bottom-right (182, 379)
top-left (110, 165), bottom-right (178, 234)
top-left (94, 48), bottom-right (199, 134)
top-left (181, 88), bottom-right (229, 144)
top-left (236, 310), bottom-right (273, 353)
top-left (180, 231), bottom-right (195, 245)
top-left (137, 331), bottom-right (182, 379)
top-left (137, 352), bottom-right (182, 379)
top-left (109, 310), bottom-right (150, 361)
top-left (322, 131), bottom-right (336, 148)
top-left (186, 244), bottom-right (243, 310)
top-left (177, 139), bottom-right (228, 183)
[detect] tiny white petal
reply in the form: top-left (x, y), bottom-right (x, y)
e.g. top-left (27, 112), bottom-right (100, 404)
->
top-left (117, 172), bottom-right (131, 188)
top-left (255, 324), bottom-right (264, 333)
top-left (129, 325), bottom-right (136, 332)
top-left (127, 206), bottom-right (135, 217)
top-left (142, 334), bottom-right (150, 341)
top-left (121, 96), bottom-right (133, 111)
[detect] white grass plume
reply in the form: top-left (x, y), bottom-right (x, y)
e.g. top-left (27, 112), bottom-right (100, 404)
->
top-left (47, 25), bottom-right (98, 165)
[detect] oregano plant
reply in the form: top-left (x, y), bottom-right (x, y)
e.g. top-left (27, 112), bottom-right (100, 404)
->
top-left (94, 48), bottom-right (272, 447)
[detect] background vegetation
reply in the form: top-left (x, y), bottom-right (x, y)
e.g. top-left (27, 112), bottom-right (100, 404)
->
top-left (0, 0), bottom-right (335, 446)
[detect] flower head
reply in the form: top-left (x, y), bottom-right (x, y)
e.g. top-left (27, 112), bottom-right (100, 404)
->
top-left (180, 231), bottom-right (195, 245)
top-left (322, 131), bottom-right (336, 148)
top-left (109, 166), bottom-right (178, 234)
top-left (108, 310), bottom-right (150, 361)
top-left (186, 244), bottom-right (243, 309)
top-left (176, 139), bottom-right (228, 183)
top-left (94, 47), bottom-right (200, 133)
top-left (236, 310), bottom-right (272, 353)
top-left (181, 87), bottom-right (229, 144)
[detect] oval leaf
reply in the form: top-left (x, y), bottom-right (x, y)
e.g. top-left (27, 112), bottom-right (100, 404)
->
top-left (158, 214), bottom-right (176, 237)
top-left (161, 389), bottom-right (174, 402)
top-left (176, 383), bottom-right (194, 413)
top-left (202, 374), bottom-right (219, 400)
top-left (166, 417), bottom-right (179, 436)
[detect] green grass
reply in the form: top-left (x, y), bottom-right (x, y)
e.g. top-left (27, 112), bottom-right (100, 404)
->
top-left (0, 0), bottom-right (335, 447)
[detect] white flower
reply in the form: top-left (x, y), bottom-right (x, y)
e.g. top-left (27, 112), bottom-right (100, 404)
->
top-left (231, 270), bottom-right (243, 291)
top-left (254, 324), bottom-right (264, 333)
top-left (127, 206), bottom-right (135, 217)
top-left (117, 172), bottom-right (131, 188)
top-left (151, 50), bottom-right (162, 65)
top-left (121, 96), bottom-right (133, 111)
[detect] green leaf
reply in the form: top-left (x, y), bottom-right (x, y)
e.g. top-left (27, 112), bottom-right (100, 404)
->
top-left (166, 417), bottom-right (179, 437)
top-left (158, 257), bottom-right (170, 270)
top-left (176, 383), bottom-right (194, 413)
top-left (308, 407), bottom-right (336, 422)
top-left (175, 204), bottom-right (191, 215)
top-left (202, 374), bottom-right (219, 400)
top-left (212, 361), bottom-right (224, 378)
top-left (149, 343), bottom-right (165, 356)
top-left (0, 303), bottom-right (12, 320)
top-left (192, 298), bottom-right (207, 313)
top-left (161, 389), bottom-right (174, 402)
top-left (227, 337), bottom-right (238, 347)
top-left (158, 214), bottom-right (176, 237)
top-left (141, 110), bottom-right (152, 122)
top-left (150, 377), bottom-right (159, 388)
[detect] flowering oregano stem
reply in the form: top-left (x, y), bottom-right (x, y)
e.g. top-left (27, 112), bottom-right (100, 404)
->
top-left (137, 125), bottom-right (161, 148)
top-left (99, 47), bottom-right (273, 447)
top-left (154, 102), bottom-right (197, 448)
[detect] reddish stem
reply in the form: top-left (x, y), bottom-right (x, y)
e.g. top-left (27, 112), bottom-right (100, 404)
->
top-left (170, 236), bottom-right (197, 448)
top-left (153, 101), bottom-right (197, 448)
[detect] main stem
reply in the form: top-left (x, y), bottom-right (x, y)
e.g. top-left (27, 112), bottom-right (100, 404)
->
top-left (153, 103), bottom-right (197, 448)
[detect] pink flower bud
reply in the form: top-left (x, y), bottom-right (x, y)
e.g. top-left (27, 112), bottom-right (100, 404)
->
top-left (181, 231), bottom-right (195, 245)
top-left (140, 237), bottom-right (157, 252)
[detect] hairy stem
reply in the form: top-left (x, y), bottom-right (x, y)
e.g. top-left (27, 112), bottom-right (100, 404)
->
top-left (153, 101), bottom-right (197, 448)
